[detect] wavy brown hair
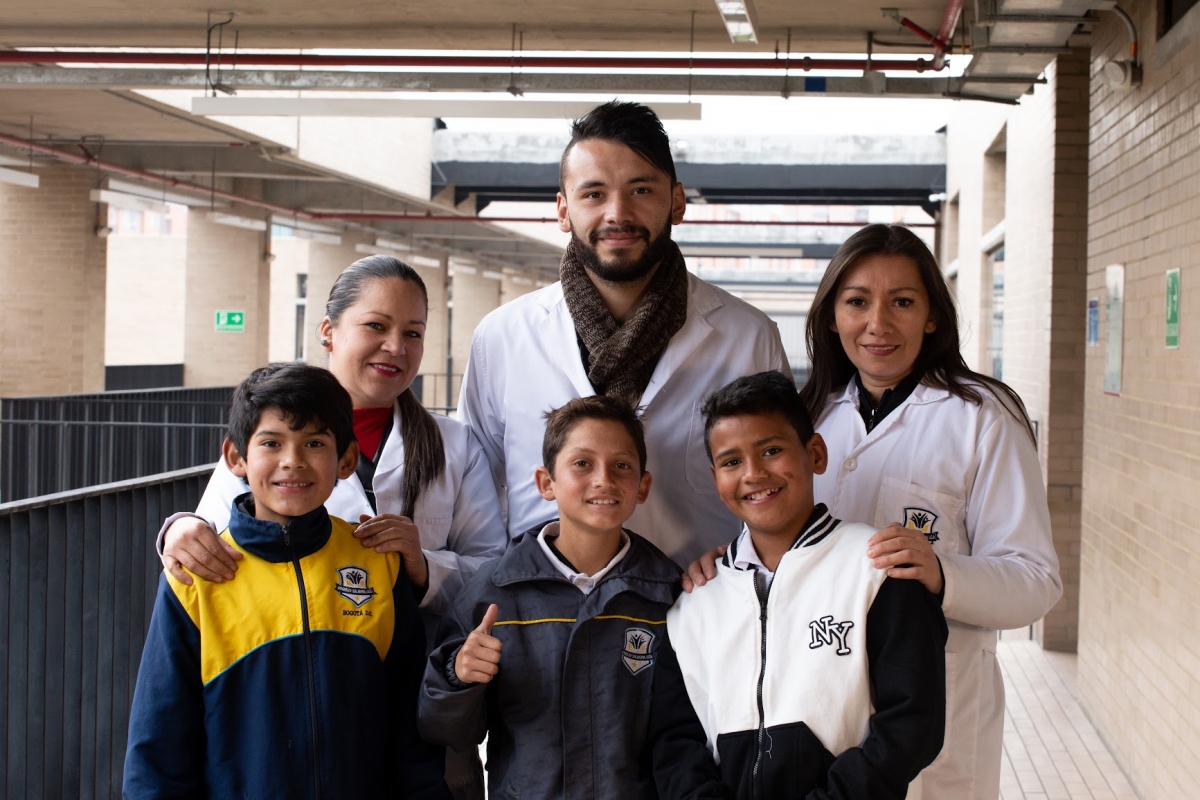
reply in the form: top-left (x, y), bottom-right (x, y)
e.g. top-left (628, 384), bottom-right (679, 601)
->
top-left (326, 255), bottom-right (446, 516)
top-left (800, 224), bottom-right (1034, 440)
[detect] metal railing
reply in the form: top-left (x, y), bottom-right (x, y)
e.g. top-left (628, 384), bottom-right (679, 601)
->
top-left (1, 387), bottom-right (232, 502)
top-left (0, 465), bottom-right (213, 800)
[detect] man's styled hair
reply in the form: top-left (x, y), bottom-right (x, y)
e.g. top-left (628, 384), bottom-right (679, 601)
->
top-left (227, 363), bottom-right (355, 459)
top-left (701, 371), bottom-right (815, 461)
top-left (541, 395), bottom-right (648, 478)
top-left (559, 101), bottom-right (677, 189)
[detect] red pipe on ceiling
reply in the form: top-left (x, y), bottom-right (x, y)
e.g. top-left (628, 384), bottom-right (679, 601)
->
top-left (0, 132), bottom-right (934, 228)
top-left (0, 50), bottom-right (942, 72)
top-left (931, 0), bottom-right (964, 71)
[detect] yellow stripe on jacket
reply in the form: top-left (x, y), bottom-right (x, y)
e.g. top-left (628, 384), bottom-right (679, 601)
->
top-left (166, 516), bottom-right (401, 685)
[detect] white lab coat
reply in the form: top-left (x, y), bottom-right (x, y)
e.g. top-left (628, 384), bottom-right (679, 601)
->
top-left (193, 405), bottom-right (507, 618)
top-left (457, 274), bottom-right (790, 566)
top-left (813, 380), bottom-right (1062, 800)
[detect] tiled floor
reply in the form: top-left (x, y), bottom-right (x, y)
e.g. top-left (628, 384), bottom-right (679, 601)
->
top-left (998, 635), bottom-right (1140, 800)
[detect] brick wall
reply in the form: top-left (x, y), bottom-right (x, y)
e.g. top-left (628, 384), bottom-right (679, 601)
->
top-left (1078, 0), bottom-right (1200, 795)
top-left (1003, 52), bottom-right (1091, 651)
top-left (449, 264), bottom-right (501, 402)
top-left (182, 210), bottom-right (271, 387)
top-left (945, 104), bottom-right (1010, 371)
top-left (0, 166), bottom-right (106, 396)
top-left (105, 235), bottom-right (186, 366)
top-left (269, 236), bottom-right (311, 363)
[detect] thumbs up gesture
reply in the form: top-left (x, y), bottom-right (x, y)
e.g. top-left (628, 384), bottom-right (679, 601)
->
top-left (454, 604), bottom-right (503, 685)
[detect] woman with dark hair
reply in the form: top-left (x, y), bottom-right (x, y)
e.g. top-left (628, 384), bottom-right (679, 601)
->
top-left (802, 224), bottom-right (1061, 800)
top-left (156, 255), bottom-right (504, 798)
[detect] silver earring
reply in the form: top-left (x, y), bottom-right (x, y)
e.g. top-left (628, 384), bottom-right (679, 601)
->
top-left (320, 339), bottom-right (330, 346)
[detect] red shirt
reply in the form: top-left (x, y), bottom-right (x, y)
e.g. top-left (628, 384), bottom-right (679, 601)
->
top-left (353, 406), bottom-right (392, 462)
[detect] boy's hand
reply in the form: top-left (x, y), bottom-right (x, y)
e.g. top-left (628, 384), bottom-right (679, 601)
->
top-left (162, 517), bottom-right (242, 585)
top-left (455, 604), bottom-right (502, 685)
top-left (681, 544), bottom-right (728, 592)
top-left (867, 523), bottom-right (944, 595)
top-left (355, 513), bottom-right (429, 592)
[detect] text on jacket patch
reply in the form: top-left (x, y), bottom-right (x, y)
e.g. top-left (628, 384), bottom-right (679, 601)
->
top-left (335, 565), bottom-right (377, 607)
top-left (809, 616), bottom-right (854, 655)
top-left (902, 506), bottom-right (940, 544)
top-left (622, 628), bottom-right (655, 675)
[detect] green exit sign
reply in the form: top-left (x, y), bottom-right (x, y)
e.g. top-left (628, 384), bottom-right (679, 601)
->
top-left (215, 310), bottom-right (245, 333)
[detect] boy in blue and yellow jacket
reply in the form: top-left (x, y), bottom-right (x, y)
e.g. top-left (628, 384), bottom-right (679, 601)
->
top-left (124, 363), bottom-right (450, 799)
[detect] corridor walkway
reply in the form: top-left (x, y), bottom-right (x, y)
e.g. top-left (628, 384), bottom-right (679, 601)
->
top-left (998, 637), bottom-right (1139, 800)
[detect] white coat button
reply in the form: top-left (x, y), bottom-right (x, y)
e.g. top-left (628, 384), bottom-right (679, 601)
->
top-left (844, 458), bottom-right (858, 471)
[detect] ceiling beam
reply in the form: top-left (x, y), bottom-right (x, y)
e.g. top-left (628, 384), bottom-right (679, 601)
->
top-left (0, 66), bottom-right (1030, 98)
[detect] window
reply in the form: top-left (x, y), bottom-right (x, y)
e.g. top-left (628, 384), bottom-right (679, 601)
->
top-left (1160, 0), bottom-right (1200, 36)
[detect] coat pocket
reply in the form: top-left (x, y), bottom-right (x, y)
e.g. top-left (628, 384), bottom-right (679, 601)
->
top-left (874, 475), bottom-right (966, 556)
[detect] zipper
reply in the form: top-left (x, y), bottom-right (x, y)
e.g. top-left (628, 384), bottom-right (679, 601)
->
top-left (284, 523), bottom-right (322, 800)
top-left (751, 574), bottom-right (771, 800)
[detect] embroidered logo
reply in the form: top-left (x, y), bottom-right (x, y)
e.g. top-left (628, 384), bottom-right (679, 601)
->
top-left (335, 566), bottom-right (376, 607)
top-left (622, 628), bottom-right (655, 675)
top-left (809, 616), bottom-right (855, 656)
top-left (903, 506), bottom-right (940, 544)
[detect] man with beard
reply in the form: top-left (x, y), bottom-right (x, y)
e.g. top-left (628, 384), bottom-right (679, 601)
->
top-left (457, 101), bottom-right (789, 565)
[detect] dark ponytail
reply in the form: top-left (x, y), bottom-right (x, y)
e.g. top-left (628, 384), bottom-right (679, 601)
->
top-left (801, 224), bottom-right (1035, 441)
top-left (326, 255), bottom-right (446, 516)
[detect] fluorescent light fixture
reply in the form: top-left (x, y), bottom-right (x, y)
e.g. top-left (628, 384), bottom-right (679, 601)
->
top-left (273, 219), bottom-right (342, 245)
top-left (207, 211), bottom-right (267, 231)
top-left (508, 275), bottom-right (534, 286)
top-left (358, 242), bottom-right (441, 268)
top-left (90, 189), bottom-right (168, 214)
top-left (293, 230), bottom-right (343, 245)
top-left (193, 97), bottom-right (702, 121)
top-left (0, 166), bottom-right (38, 188)
top-left (715, 0), bottom-right (759, 43)
top-left (375, 237), bottom-right (413, 252)
top-left (454, 265), bottom-right (479, 276)
top-left (406, 254), bottom-right (443, 269)
top-left (108, 178), bottom-right (228, 208)
top-left (679, 245), bottom-right (809, 258)
top-left (481, 270), bottom-right (504, 281)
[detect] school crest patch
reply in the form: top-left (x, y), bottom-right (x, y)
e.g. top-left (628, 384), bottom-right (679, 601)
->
top-left (622, 628), bottom-right (655, 675)
top-left (335, 566), bottom-right (377, 607)
top-left (903, 507), bottom-right (940, 544)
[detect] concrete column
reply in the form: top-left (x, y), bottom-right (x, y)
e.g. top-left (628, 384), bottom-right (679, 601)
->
top-left (182, 207), bottom-right (271, 387)
top-left (268, 236), bottom-right (310, 363)
top-left (302, 236), bottom-right (369, 368)
top-left (0, 165), bottom-right (106, 396)
top-left (417, 256), bottom-right (450, 411)
top-left (501, 271), bottom-right (538, 305)
top-left (449, 260), bottom-right (501, 403)
top-left (1003, 51), bottom-right (1090, 652)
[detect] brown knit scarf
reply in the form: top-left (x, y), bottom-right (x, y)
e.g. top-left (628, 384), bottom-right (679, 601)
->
top-left (560, 237), bottom-right (690, 403)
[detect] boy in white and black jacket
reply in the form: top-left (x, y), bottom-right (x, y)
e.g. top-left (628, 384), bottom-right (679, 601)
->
top-left (654, 372), bottom-right (948, 800)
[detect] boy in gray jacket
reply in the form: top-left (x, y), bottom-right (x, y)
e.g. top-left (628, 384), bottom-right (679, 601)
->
top-left (419, 395), bottom-right (725, 800)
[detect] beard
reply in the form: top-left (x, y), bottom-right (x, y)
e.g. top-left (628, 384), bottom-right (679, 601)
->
top-left (571, 217), bottom-right (675, 284)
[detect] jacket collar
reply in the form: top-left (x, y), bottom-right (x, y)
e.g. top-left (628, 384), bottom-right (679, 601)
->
top-left (831, 376), bottom-right (950, 409)
top-left (492, 522), bottom-right (680, 607)
top-left (227, 493), bottom-right (332, 563)
top-left (724, 503), bottom-right (839, 571)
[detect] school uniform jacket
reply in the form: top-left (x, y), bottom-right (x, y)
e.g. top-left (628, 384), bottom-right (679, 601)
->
top-left (190, 405), bottom-right (506, 619)
top-left (456, 275), bottom-right (789, 567)
top-left (663, 508), bottom-right (948, 800)
top-left (814, 382), bottom-right (1062, 800)
top-left (418, 528), bottom-right (728, 800)
top-left (125, 497), bottom-right (449, 800)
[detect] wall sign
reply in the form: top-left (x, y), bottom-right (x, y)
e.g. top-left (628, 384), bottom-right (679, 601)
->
top-left (1087, 298), bottom-right (1100, 346)
top-left (1166, 268), bottom-right (1180, 349)
top-left (1105, 265), bottom-right (1124, 395)
top-left (215, 310), bottom-right (246, 333)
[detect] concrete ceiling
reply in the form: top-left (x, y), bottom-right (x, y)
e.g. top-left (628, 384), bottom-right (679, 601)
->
top-left (0, 0), bottom-right (954, 52)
